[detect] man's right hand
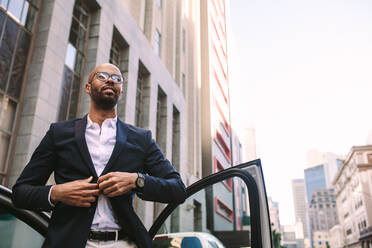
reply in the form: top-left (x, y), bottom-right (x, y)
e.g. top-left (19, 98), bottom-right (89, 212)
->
top-left (50, 176), bottom-right (99, 207)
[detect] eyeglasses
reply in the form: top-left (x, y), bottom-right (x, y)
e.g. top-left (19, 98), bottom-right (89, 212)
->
top-left (92, 72), bottom-right (124, 84)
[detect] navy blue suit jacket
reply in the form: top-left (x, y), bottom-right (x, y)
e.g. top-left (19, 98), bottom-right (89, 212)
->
top-left (12, 116), bottom-right (186, 248)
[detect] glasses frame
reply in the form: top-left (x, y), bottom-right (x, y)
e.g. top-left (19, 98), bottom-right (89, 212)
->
top-left (91, 71), bottom-right (124, 84)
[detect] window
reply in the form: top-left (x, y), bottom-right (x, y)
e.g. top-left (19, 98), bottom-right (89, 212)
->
top-left (109, 27), bottom-right (130, 118)
top-left (58, 0), bottom-right (90, 121)
top-left (0, 0), bottom-right (38, 31)
top-left (215, 130), bottom-right (231, 162)
top-left (156, 87), bottom-right (167, 154)
top-left (154, 29), bottom-right (161, 56)
top-left (368, 154), bottom-right (372, 164)
top-left (172, 107), bottom-right (180, 171)
top-left (135, 61), bottom-right (150, 128)
top-left (0, 210), bottom-right (44, 247)
top-left (214, 157), bottom-right (232, 191)
top-left (0, 1), bottom-right (39, 184)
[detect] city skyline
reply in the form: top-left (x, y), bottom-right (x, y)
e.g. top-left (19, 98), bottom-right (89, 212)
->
top-left (229, 0), bottom-right (372, 225)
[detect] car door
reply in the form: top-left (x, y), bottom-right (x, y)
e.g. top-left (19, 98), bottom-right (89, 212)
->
top-left (0, 185), bottom-right (49, 248)
top-left (150, 159), bottom-right (272, 248)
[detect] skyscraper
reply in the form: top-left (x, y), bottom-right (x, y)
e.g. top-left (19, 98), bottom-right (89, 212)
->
top-left (292, 179), bottom-right (308, 238)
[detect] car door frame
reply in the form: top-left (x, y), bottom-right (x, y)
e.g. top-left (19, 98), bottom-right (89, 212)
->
top-left (0, 185), bottom-right (49, 236)
top-left (149, 159), bottom-right (273, 248)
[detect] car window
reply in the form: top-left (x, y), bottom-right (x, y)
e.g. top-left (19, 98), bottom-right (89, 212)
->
top-left (153, 177), bottom-right (251, 248)
top-left (0, 208), bottom-right (44, 248)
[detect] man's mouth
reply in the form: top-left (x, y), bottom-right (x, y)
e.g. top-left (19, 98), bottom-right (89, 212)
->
top-left (102, 86), bottom-right (116, 95)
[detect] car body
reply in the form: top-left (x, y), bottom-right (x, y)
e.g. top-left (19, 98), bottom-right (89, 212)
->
top-left (153, 232), bottom-right (226, 248)
top-left (0, 160), bottom-right (272, 248)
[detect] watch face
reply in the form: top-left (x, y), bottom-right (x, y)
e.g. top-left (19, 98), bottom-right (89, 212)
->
top-left (138, 178), bottom-right (145, 187)
top-left (137, 174), bottom-right (145, 188)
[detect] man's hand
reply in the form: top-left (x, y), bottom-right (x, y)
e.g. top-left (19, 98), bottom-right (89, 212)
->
top-left (97, 172), bottom-right (138, 197)
top-left (50, 176), bottom-right (99, 207)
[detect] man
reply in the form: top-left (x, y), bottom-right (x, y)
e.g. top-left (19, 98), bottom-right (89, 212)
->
top-left (12, 63), bottom-right (187, 248)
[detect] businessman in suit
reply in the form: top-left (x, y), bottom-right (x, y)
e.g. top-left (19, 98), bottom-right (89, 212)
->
top-left (12, 63), bottom-right (187, 248)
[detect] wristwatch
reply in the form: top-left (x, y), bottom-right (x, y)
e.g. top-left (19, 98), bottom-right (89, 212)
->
top-left (136, 173), bottom-right (145, 188)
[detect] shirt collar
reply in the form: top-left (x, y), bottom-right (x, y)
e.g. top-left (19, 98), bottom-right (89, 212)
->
top-left (87, 114), bottom-right (117, 129)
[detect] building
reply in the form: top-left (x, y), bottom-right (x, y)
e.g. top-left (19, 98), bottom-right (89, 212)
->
top-left (333, 145), bottom-right (372, 248)
top-left (312, 231), bottom-right (329, 248)
top-left (304, 165), bottom-right (327, 204)
top-left (306, 150), bottom-right (343, 188)
top-left (268, 197), bottom-right (281, 232)
top-left (304, 159), bottom-right (340, 247)
top-left (199, 0), bottom-right (237, 233)
top-left (308, 189), bottom-right (338, 231)
top-left (292, 178), bottom-right (308, 238)
top-left (329, 225), bottom-right (344, 248)
top-left (0, 0), bottom-right (206, 230)
top-left (281, 223), bottom-right (304, 248)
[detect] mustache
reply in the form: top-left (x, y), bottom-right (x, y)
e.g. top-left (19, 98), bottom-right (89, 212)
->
top-left (101, 85), bottom-right (118, 94)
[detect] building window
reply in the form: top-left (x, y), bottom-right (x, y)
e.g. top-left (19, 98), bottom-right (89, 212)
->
top-left (214, 157), bottom-right (232, 191)
top-left (171, 106), bottom-right (180, 171)
top-left (109, 39), bottom-right (120, 67)
top-left (156, 87), bottom-right (167, 154)
top-left (215, 197), bottom-right (233, 222)
top-left (58, 0), bottom-right (90, 121)
top-left (154, 29), bottom-right (161, 56)
top-left (215, 130), bottom-right (231, 162)
top-left (368, 154), bottom-right (372, 164)
top-left (109, 27), bottom-right (130, 119)
top-left (0, 1), bottom-right (39, 185)
top-left (0, 0), bottom-right (38, 31)
top-left (135, 61), bottom-right (150, 128)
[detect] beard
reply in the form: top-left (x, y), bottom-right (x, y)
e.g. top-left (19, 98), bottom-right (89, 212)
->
top-left (90, 84), bottom-right (120, 110)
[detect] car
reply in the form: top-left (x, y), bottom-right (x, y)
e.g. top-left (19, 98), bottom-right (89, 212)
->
top-left (0, 159), bottom-right (272, 248)
top-left (153, 232), bottom-right (226, 248)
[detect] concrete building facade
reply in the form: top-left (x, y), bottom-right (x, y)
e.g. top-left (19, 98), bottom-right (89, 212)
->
top-left (308, 189), bottom-right (338, 232)
top-left (292, 178), bottom-right (308, 238)
top-left (333, 145), bottom-right (372, 248)
top-left (0, 0), bottom-right (208, 230)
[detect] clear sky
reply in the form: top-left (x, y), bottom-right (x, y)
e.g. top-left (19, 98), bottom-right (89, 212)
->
top-left (229, 0), bottom-right (372, 224)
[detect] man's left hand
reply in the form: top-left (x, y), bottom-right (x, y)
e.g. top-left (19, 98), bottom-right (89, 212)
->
top-left (97, 172), bottom-right (138, 197)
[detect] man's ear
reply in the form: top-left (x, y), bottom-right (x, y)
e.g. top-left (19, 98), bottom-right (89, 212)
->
top-left (85, 83), bottom-right (91, 95)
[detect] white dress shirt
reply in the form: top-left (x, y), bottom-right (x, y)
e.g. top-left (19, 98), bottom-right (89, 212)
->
top-left (85, 115), bottom-right (121, 231)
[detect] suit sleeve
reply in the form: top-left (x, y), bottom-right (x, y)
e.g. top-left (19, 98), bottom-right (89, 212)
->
top-left (12, 125), bottom-right (57, 211)
top-left (136, 130), bottom-right (187, 204)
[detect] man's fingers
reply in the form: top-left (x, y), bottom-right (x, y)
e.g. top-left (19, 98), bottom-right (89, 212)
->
top-left (80, 176), bottom-right (93, 183)
top-left (98, 178), bottom-right (115, 190)
top-left (103, 185), bottom-right (117, 195)
top-left (97, 173), bottom-right (114, 184)
top-left (81, 189), bottom-right (99, 197)
top-left (79, 183), bottom-right (99, 190)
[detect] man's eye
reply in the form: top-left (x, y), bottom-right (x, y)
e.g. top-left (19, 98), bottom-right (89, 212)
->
top-left (97, 74), bottom-right (106, 80)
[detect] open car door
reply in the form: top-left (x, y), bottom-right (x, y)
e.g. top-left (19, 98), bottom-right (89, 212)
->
top-left (149, 159), bottom-right (273, 248)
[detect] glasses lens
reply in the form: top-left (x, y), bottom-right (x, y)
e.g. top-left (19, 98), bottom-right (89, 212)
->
top-left (96, 72), bottom-right (109, 81)
top-left (111, 75), bottom-right (122, 83)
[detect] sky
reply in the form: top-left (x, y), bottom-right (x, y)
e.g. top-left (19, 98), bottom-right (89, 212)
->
top-left (229, 0), bottom-right (372, 225)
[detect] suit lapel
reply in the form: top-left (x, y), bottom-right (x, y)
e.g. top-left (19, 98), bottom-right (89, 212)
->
top-left (101, 118), bottom-right (128, 175)
top-left (75, 115), bottom-right (98, 178)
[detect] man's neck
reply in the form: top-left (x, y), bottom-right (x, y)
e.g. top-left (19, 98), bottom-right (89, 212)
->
top-left (89, 106), bottom-right (116, 127)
